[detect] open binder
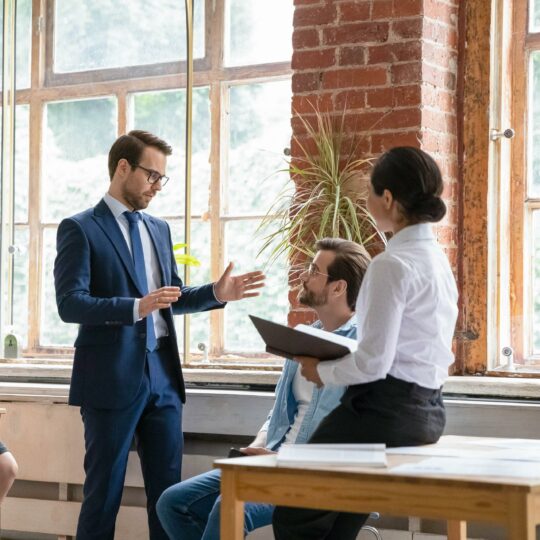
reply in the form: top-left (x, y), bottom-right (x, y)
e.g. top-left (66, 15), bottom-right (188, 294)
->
top-left (249, 314), bottom-right (357, 361)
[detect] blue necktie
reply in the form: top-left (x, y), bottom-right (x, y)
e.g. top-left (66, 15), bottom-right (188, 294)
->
top-left (123, 211), bottom-right (158, 352)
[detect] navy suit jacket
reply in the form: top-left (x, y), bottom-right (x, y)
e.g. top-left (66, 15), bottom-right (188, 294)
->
top-left (54, 199), bottom-right (223, 409)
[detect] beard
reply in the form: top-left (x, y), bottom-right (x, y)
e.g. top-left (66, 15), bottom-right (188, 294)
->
top-left (297, 285), bottom-right (328, 307)
top-left (122, 186), bottom-right (151, 211)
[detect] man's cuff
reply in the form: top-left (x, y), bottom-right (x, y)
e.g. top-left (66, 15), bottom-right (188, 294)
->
top-left (212, 283), bottom-right (226, 305)
top-left (133, 299), bottom-right (141, 322)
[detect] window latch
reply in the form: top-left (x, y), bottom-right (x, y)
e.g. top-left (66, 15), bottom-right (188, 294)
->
top-left (493, 346), bottom-right (516, 372)
top-left (490, 128), bottom-right (515, 141)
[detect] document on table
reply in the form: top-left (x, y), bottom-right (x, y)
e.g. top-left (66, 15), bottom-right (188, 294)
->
top-left (277, 443), bottom-right (387, 468)
top-left (387, 441), bottom-right (540, 462)
top-left (460, 438), bottom-right (540, 450)
top-left (391, 457), bottom-right (540, 479)
top-left (387, 446), bottom-right (474, 458)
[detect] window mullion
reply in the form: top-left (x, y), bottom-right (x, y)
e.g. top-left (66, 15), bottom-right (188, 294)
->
top-left (117, 90), bottom-right (127, 136)
top-left (206, 0), bottom-right (226, 356)
top-left (26, 0), bottom-right (46, 353)
top-left (505, 0), bottom-right (528, 365)
top-left (209, 81), bottom-right (225, 356)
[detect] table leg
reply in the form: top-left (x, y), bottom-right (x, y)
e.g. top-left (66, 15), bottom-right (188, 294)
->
top-left (447, 520), bottom-right (467, 540)
top-left (507, 518), bottom-right (535, 540)
top-left (507, 493), bottom-right (535, 540)
top-left (220, 469), bottom-right (245, 540)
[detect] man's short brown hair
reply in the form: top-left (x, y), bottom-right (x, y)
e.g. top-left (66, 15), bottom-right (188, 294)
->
top-left (315, 238), bottom-right (371, 310)
top-left (108, 130), bottom-right (172, 180)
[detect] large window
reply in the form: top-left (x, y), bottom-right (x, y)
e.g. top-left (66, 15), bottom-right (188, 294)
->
top-left (488, 0), bottom-right (540, 371)
top-left (1, 0), bottom-right (294, 366)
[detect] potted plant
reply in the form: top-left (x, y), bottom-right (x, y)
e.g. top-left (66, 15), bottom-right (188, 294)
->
top-left (258, 108), bottom-right (384, 270)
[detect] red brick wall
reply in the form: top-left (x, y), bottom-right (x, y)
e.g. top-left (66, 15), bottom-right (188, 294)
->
top-left (289, 0), bottom-right (460, 326)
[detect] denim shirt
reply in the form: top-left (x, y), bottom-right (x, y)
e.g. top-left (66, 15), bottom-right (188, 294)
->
top-left (263, 316), bottom-right (357, 451)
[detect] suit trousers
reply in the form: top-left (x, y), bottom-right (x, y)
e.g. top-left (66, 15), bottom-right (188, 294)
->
top-left (76, 345), bottom-right (183, 540)
top-left (272, 375), bottom-right (446, 540)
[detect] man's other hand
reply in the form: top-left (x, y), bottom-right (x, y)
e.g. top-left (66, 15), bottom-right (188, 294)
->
top-left (139, 286), bottom-right (181, 318)
top-left (214, 262), bottom-right (265, 302)
top-left (239, 447), bottom-right (276, 456)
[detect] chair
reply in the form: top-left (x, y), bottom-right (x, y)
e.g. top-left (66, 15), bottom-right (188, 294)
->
top-left (361, 512), bottom-right (382, 540)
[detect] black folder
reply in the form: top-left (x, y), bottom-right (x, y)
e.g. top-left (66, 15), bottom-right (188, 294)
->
top-left (249, 315), bottom-right (352, 361)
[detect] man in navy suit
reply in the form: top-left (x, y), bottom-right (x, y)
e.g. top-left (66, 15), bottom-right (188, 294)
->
top-left (54, 130), bottom-right (264, 540)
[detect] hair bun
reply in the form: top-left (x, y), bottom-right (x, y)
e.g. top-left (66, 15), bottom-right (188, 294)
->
top-left (409, 195), bottom-right (446, 222)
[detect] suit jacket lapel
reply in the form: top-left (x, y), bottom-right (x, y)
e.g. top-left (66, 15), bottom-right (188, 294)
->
top-left (92, 199), bottom-right (143, 294)
top-left (143, 215), bottom-right (168, 286)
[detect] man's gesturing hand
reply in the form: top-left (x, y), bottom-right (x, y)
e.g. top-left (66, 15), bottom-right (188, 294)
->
top-left (214, 262), bottom-right (265, 302)
top-left (139, 286), bottom-right (181, 318)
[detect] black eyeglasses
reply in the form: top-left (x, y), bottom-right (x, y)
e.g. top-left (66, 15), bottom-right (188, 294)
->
top-left (132, 164), bottom-right (169, 186)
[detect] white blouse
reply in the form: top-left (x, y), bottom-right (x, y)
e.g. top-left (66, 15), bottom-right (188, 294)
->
top-left (317, 223), bottom-right (458, 389)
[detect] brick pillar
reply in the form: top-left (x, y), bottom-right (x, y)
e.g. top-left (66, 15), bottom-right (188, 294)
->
top-left (289, 0), bottom-right (459, 326)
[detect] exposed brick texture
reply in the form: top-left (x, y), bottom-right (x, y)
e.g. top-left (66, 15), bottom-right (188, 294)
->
top-left (288, 0), bottom-right (460, 327)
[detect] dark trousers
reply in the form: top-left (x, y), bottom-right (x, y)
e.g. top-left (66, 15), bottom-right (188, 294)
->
top-left (76, 345), bottom-right (183, 540)
top-left (272, 375), bottom-right (446, 540)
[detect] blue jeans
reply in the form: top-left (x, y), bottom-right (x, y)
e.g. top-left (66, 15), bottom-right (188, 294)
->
top-left (157, 468), bottom-right (274, 540)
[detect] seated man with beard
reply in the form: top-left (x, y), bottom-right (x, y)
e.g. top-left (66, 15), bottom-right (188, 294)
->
top-left (157, 238), bottom-right (371, 540)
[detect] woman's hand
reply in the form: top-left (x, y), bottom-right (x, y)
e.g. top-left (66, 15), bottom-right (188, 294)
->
top-left (294, 356), bottom-right (323, 388)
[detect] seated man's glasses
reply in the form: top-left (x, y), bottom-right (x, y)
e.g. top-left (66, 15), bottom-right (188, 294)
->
top-left (132, 164), bottom-right (170, 186)
top-left (304, 262), bottom-right (330, 279)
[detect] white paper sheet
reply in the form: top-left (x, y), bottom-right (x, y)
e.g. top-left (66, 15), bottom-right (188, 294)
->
top-left (460, 438), bottom-right (540, 450)
top-left (391, 457), bottom-right (540, 479)
top-left (387, 438), bottom-right (540, 462)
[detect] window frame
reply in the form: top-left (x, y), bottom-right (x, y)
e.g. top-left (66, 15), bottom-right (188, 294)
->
top-left (501, 0), bottom-right (540, 370)
top-left (7, 0), bottom-right (293, 365)
top-left (460, 0), bottom-right (540, 376)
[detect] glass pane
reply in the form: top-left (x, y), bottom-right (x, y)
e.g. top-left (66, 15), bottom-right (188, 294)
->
top-left (529, 52), bottom-right (540, 197)
top-left (0, 0), bottom-right (31, 88)
top-left (227, 80), bottom-right (291, 215)
top-left (224, 219), bottom-right (288, 352)
top-left (16, 0), bottom-right (31, 88)
top-left (533, 211), bottom-right (540, 353)
top-left (42, 97), bottom-right (117, 223)
top-left (531, 0), bottom-right (540, 32)
top-left (54, 0), bottom-right (205, 73)
top-left (41, 228), bottom-right (78, 346)
top-left (531, 211), bottom-right (540, 354)
top-left (169, 219), bottom-right (212, 356)
top-left (12, 226), bottom-right (29, 347)
top-left (131, 87), bottom-right (211, 217)
top-left (225, 0), bottom-right (293, 67)
top-left (15, 104), bottom-right (29, 223)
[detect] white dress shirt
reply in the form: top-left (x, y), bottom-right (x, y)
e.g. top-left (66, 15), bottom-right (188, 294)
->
top-left (103, 193), bottom-right (168, 338)
top-left (318, 223), bottom-right (458, 389)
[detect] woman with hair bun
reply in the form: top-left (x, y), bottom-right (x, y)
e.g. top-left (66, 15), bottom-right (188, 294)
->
top-left (273, 147), bottom-right (459, 540)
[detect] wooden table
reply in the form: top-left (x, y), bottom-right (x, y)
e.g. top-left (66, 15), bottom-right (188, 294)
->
top-left (215, 436), bottom-right (540, 539)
